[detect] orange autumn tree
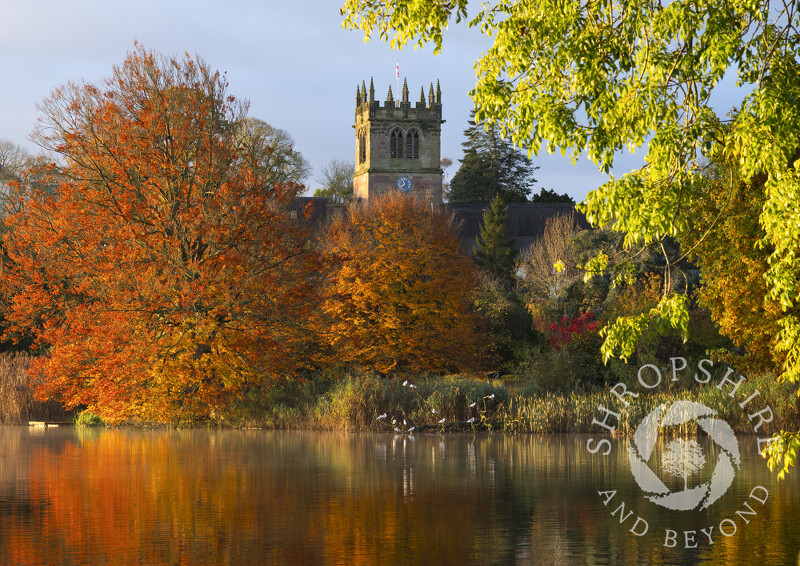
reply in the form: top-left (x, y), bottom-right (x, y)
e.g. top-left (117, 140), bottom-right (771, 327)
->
top-left (1, 45), bottom-right (319, 424)
top-left (678, 163), bottom-right (784, 374)
top-left (318, 192), bottom-right (489, 374)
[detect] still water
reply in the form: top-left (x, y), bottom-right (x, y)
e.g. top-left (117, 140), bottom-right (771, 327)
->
top-left (0, 427), bottom-right (798, 565)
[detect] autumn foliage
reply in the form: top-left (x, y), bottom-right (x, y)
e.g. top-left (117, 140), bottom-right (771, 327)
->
top-left (1, 46), bottom-right (319, 423)
top-left (547, 312), bottom-right (599, 350)
top-left (317, 193), bottom-right (489, 374)
top-left (679, 166), bottom-right (784, 374)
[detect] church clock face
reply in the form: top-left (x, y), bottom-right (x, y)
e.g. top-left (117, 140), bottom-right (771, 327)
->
top-left (397, 176), bottom-right (412, 192)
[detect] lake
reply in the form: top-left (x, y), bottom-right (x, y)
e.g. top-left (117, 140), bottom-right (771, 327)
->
top-left (0, 427), bottom-right (798, 565)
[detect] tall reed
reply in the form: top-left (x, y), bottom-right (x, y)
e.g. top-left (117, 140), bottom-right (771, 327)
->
top-left (233, 371), bottom-right (800, 435)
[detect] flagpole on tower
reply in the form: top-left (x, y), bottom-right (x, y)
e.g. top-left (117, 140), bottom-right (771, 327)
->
top-left (395, 60), bottom-right (399, 106)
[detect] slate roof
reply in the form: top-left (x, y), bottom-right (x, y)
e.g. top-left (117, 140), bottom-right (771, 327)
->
top-left (290, 197), bottom-right (590, 254)
top-left (447, 202), bottom-right (591, 253)
top-left (289, 197), bottom-right (339, 226)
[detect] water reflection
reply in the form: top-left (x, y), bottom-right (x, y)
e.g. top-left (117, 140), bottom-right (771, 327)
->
top-left (0, 428), bottom-right (797, 565)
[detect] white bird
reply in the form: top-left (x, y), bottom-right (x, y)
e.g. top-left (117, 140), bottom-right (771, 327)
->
top-left (438, 418), bottom-right (446, 424)
top-left (409, 384), bottom-right (417, 389)
top-left (431, 409), bottom-right (438, 414)
top-left (467, 417), bottom-right (475, 423)
top-left (469, 402), bottom-right (476, 408)
top-left (394, 427), bottom-right (401, 432)
top-left (403, 419), bottom-right (407, 425)
top-left (392, 418), bottom-right (397, 425)
top-left (376, 413), bottom-right (387, 420)
top-left (408, 426), bottom-right (415, 432)
top-left (487, 393), bottom-right (495, 400)
top-left (403, 380), bottom-right (408, 386)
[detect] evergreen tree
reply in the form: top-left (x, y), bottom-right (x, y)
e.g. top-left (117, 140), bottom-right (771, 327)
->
top-left (531, 188), bottom-right (574, 204)
top-left (473, 194), bottom-right (516, 285)
top-left (447, 110), bottom-right (537, 203)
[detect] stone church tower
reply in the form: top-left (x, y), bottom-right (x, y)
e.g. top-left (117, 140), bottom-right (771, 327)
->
top-left (353, 78), bottom-right (444, 203)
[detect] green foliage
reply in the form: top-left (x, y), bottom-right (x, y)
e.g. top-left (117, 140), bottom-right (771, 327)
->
top-left (313, 159), bottom-right (355, 197)
top-left (471, 272), bottom-right (539, 370)
top-left (518, 340), bottom-right (604, 393)
top-left (764, 431), bottom-right (800, 481)
top-left (530, 188), bottom-right (573, 204)
top-left (340, 0), bottom-right (468, 54)
top-left (76, 411), bottom-right (106, 427)
top-left (340, 0), bottom-right (800, 474)
top-left (473, 194), bottom-right (516, 284)
top-left (447, 110), bottom-right (536, 203)
top-left (601, 294), bottom-right (690, 364)
top-left (240, 118), bottom-right (311, 185)
top-left (521, 225), bottom-right (728, 391)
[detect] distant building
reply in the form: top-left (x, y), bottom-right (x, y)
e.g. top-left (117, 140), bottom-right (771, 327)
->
top-left (290, 79), bottom-right (591, 252)
top-left (352, 78), bottom-right (444, 203)
top-left (291, 197), bottom-right (589, 255)
top-left (447, 201), bottom-right (589, 253)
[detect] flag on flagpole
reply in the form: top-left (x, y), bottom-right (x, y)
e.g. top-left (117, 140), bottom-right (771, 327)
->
top-left (396, 61), bottom-right (399, 80)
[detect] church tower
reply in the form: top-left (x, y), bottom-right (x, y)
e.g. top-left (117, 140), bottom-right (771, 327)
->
top-left (353, 77), bottom-right (444, 203)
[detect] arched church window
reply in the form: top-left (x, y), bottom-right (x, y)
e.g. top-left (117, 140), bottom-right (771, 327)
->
top-left (390, 128), bottom-right (404, 159)
top-left (358, 131), bottom-right (366, 164)
top-left (406, 129), bottom-right (420, 159)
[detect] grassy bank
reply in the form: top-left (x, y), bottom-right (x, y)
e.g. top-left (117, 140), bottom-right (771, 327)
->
top-left (230, 371), bottom-right (800, 436)
top-left (2, 353), bottom-right (797, 435)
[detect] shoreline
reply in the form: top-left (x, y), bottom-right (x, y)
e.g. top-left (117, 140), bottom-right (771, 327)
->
top-left (2, 351), bottom-right (797, 435)
top-left (177, 373), bottom-right (800, 436)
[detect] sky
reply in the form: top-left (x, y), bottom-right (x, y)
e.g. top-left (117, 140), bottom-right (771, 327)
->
top-left (0, 0), bottom-right (647, 202)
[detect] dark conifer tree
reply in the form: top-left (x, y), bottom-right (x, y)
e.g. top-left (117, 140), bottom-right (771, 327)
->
top-left (447, 110), bottom-right (537, 203)
top-left (530, 187), bottom-right (574, 204)
top-left (473, 194), bottom-right (517, 285)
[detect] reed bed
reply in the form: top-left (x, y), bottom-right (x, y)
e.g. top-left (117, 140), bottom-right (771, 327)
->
top-left (306, 375), bottom-right (505, 431)
top-left (234, 371), bottom-right (800, 435)
top-left (0, 356), bottom-right (793, 434)
top-left (510, 386), bottom-right (799, 434)
top-left (0, 353), bottom-right (74, 424)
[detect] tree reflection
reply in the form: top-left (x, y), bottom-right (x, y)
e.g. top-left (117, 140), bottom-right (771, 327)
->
top-left (0, 429), bottom-right (796, 565)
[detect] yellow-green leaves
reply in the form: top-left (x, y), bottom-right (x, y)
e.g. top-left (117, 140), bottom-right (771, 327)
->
top-left (763, 431), bottom-right (800, 480)
top-left (600, 293), bottom-right (689, 363)
top-left (340, 0), bottom-right (467, 54)
top-left (581, 251), bottom-right (608, 283)
top-left (342, 0), bottom-right (800, 476)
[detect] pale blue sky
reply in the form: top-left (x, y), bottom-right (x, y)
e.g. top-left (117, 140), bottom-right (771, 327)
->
top-left (1, 0), bottom-right (646, 201)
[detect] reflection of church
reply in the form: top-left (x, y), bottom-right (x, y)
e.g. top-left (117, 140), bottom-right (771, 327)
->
top-left (293, 78), bottom-right (587, 252)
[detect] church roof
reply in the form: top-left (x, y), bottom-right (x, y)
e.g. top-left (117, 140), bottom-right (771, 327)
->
top-left (290, 198), bottom-right (591, 254)
top-left (447, 201), bottom-right (590, 252)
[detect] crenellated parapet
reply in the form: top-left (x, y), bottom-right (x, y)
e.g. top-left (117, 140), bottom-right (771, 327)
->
top-left (355, 78), bottom-right (443, 124)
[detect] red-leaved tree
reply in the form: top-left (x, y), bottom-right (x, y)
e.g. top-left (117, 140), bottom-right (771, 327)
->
top-left (1, 45), bottom-right (319, 424)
